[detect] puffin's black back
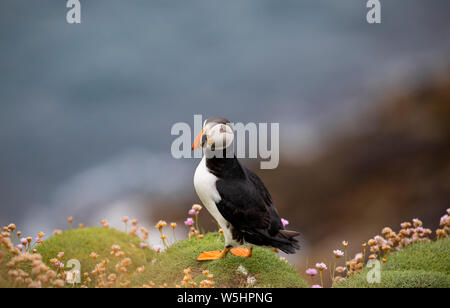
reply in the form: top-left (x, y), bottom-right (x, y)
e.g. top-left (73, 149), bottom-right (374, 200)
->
top-left (206, 150), bottom-right (300, 254)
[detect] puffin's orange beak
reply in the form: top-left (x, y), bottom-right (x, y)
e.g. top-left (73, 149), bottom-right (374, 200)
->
top-left (192, 129), bottom-right (206, 150)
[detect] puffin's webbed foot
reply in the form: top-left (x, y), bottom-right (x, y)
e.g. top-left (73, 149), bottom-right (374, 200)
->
top-left (230, 247), bottom-right (253, 258)
top-left (197, 247), bottom-right (229, 261)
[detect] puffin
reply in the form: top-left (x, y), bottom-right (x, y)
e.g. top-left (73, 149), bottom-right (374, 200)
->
top-left (192, 117), bottom-right (300, 261)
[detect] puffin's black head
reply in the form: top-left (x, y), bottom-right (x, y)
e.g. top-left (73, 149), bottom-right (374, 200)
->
top-left (192, 117), bottom-right (233, 151)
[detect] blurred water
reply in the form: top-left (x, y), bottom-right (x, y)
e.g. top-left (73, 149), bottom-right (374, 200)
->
top-left (0, 0), bottom-right (449, 234)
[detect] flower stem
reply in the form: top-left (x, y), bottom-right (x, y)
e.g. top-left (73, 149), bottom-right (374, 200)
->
top-left (320, 271), bottom-right (324, 288)
top-left (332, 260), bottom-right (336, 281)
top-left (172, 229), bottom-right (177, 243)
top-left (363, 246), bottom-right (366, 265)
top-left (160, 230), bottom-right (168, 248)
top-left (344, 247), bottom-right (348, 270)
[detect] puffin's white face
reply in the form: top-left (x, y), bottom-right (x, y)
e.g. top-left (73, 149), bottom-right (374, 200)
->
top-left (205, 122), bottom-right (234, 151)
top-left (192, 119), bottom-right (234, 151)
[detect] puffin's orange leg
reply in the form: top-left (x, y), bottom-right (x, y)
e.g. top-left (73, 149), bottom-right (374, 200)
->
top-left (197, 247), bottom-right (229, 261)
top-left (230, 247), bottom-right (253, 258)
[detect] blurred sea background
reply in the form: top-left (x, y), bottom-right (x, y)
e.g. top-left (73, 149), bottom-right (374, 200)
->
top-left (1, 0), bottom-right (449, 277)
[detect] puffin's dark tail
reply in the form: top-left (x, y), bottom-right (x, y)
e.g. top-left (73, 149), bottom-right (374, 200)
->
top-left (246, 229), bottom-right (300, 254)
top-left (275, 230), bottom-right (301, 254)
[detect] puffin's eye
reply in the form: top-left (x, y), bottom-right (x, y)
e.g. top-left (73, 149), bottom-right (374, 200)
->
top-left (201, 134), bottom-right (208, 147)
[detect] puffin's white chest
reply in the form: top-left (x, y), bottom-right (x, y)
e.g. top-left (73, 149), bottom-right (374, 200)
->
top-left (194, 157), bottom-right (237, 246)
top-left (194, 157), bottom-right (221, 206)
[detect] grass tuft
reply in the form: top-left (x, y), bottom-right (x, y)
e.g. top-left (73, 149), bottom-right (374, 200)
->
top-left (335, 238), bottom-right (450, 288)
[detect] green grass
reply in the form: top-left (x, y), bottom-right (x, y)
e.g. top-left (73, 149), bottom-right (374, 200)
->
top-left (335, 238), bottom-right (450, 288)
top-left (8, 227), bottom-right (448, 288)
top-left (132, 232), bottom-right (308, 288)
top-left (30, 228), bottom-right (308, 288)
top-left (36, 227), bottom-right (156, 280)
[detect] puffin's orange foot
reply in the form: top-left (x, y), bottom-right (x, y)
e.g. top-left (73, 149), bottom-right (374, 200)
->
top-left (230, 247), bottom-right (253, 258)
top-left (197, 249), bottom-right (228, 261)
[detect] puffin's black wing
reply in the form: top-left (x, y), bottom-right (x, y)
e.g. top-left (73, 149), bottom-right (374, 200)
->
top-left (215, 163), bottom-right (300, 254)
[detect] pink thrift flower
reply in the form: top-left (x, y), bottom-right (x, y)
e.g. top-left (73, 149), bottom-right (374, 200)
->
top-left (306, 268), bottom-right (318, 276)
top-left (20, 238), bottom-right (27, 245)
top-left (281, 218), bottom-right (289, 227)
top-left (333, 250), bottom-right (344, 258)
top-left (140, 242), bottom-right (148, 249)
top-left (17, 244), bottom-right (24, 251)
top-left (315, 263), bottom-right (327, 271)
top-left (440, 214), bottom-right (448, 226)
top-left (184, 218), bottom-right (194, 226)
top-left (188, 209), bottom-right (198, 216)
top-left (312, 285), bottom-right (322, 288)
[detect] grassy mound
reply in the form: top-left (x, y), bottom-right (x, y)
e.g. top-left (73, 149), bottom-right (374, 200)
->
top-left (335, 238), bottom-right (450, 288)
top-left (36, 227), bottom-right (156, 278)
top-left (35, 228), bottom-right (308, 288)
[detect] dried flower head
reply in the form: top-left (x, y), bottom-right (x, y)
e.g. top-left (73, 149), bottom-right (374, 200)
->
top-left (136, 266), bottom-right (145, 273)
top-left (335, 266), bottom-right (346, 274)
top-left (412, 218), bottom-right (422, 227)
top-left (401, 222), bottom-right (411, 229)
top-left (111, 244), bottom-right (120, 253)
top-left (192, 204), bottom-right (202, 211)
top-left (155, 220), bottom-right (167, 230)
top-left (381, 245), bottom-right (391, 252)
top-left (354, 253), bottom-right (363, 263)
top-left (382, 227), bottom-right (393, 235)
